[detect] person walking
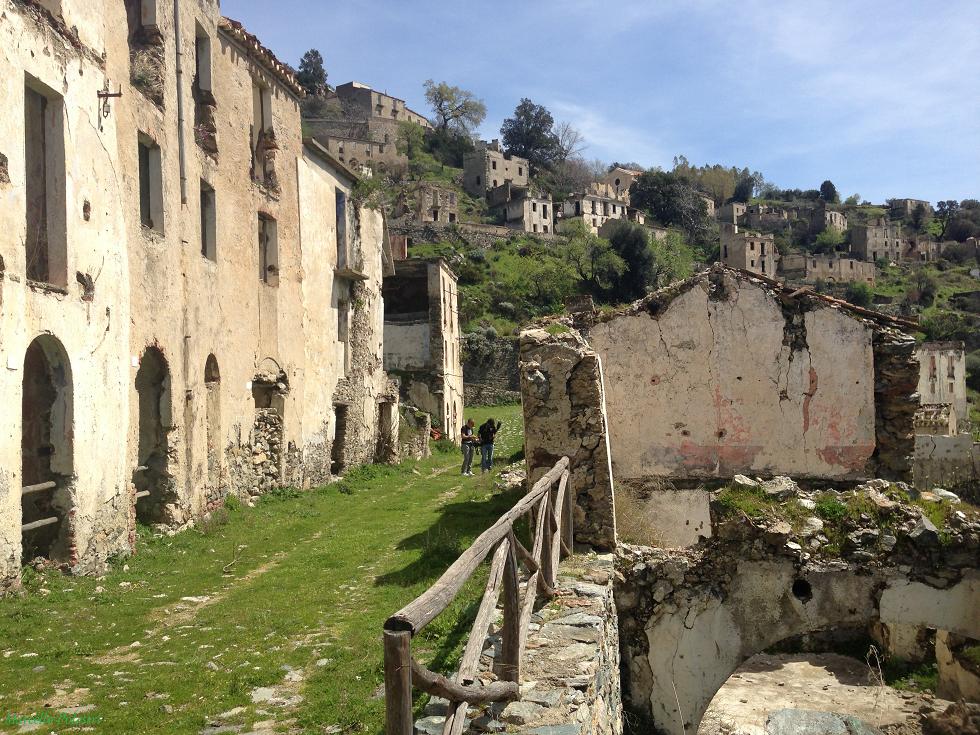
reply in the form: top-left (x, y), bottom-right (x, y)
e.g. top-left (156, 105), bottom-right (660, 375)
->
top-left (460, 419), bottom-right (477, 476)
top-left (478, 418), bottom-right (502, 474)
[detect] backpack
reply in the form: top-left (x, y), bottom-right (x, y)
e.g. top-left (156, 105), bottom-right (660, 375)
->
top-left (478, 422), bottom-right (495, 445)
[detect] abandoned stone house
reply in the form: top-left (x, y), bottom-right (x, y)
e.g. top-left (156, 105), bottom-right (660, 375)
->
top-left (561, 183), bottom-right (633, 236)
top-left (306, 81), bottom-right (432, 172)
top-left (382, 259), bottom-right (464, 443)
top-left (716, 201), bottom-right (747, 224)
top-left (850, 217), bottom-right (906, 262)
top-left (599, 166), bottom-right (642, 200)
top-left (0, 0), bottom-right (415, 588)
top-left (462, 139), bottom-right (529, 197)
top-left (743, 203), bottom-right (789, 229)
top-left (395, 183), bottom-right (459, 225)
top-left (890, 198), bottom-right (932, 219)
top-left (484, 182), bottom-right (553, 234)
top-left (719, 226), bottom-right (778, 277)
top-left (698, 192), bottom-right (716, 218)
top-left (780, 253), bottom-right (876, 285)
top-left (521, 265), bottom-right (919, 547)
top-left (915, 342), bottom-right (968, 432)
top-left (809, 200), bottom-right (848, 234)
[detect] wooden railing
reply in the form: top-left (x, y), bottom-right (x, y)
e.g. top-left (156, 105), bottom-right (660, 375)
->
top-left (383, 456), bottom-right (572, 735)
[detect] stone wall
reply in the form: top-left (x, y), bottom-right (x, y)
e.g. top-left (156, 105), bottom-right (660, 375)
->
top-left (417, 552), bottom-right (622, 735)
top-left (519, 329), bottom-right (617, 550)
top-left (915, 434), bottom-right (980, 498)
top-left (579, 266), bottom-right (917, 483)
top-left (398, 405), bottom-right (431, 460)
top-left (616, 496), bottom-right (980, 735)
top-left (462, 334), bottom-right (520, 406)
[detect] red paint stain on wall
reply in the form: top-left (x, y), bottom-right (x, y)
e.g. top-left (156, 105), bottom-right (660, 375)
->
top-left (802, 367), bottom-right (818, 434)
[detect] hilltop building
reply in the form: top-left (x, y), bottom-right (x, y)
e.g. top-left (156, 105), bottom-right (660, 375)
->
top-left (463, 140), bottom-right (529, 197)
top-left (719, 226), bottom-right (778, 277)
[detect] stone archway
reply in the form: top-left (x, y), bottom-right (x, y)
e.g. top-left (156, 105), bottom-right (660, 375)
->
top-left (618, 551), bottom-right (980, 735)
top-left (134, 346), bottom-right (177, 524)
top-left (21, 334), bottom-right (74, 564)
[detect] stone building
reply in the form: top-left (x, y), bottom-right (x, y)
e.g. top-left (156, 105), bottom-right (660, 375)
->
top-left (915, 342), bottom-right (968, 431)
top-left (913, 403), bottom-right (958, 436)
top-left (716, 202), bottom-right (747, 224)
top-left (562, 183), bottom-right (631, 235)
top-left (890, 198), bottom-right (932, 219)
top-left (396, 183), bottom-right (459, 225)
top-left (462, 139), bottom-right (529, 197)
top-left (600, 166), bottom-right (642, 200)
top-left (743, 204), bottom-right (789, 229)
top-left (719, 226), bottom-right (778, 277)
top-left (850, 217), bottom-right (906, 262)
top-left (383, 259), bottom-right (464, 442)
top-left (306, 81), bottom-right (432, 172)
top-left (809, 201), bottom-right (848, 234)
top-left (0, 1), bottom-right (402, 589)
top-left (780, 253), bottom-right (876, 285)
top-left (698, 192), bottom-right (716, 219)
top-left (504, 190), bottom-right (553, 234)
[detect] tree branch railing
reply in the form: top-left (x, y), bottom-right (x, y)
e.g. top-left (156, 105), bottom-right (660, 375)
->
top-left (383, 456), bottom-right (572, 735)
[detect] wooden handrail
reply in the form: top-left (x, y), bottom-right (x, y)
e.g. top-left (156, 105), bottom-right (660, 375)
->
top-left (383, 456), bottom-right (573, 735)
top-left (385, 456), bottom-right (569, 634)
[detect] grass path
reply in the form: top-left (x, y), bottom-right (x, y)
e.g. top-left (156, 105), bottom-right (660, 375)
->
top-left (0, 405), bottom-right (524, 734)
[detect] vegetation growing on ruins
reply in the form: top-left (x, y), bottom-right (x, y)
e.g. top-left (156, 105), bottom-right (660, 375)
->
top-left (0, 406), bottom-right (524, 734)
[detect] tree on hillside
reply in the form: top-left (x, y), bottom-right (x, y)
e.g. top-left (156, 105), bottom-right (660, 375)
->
top-left (844, 193), bottom-right (861, 206)
top-left (423, 80), bottom-right (487, 134)
top-left (819, 180), bottom-right (839, 204)
top-left (554, 121), bottom-right (586, 165)
top-left (910, 202), bottom-right (930, 233)
top-left (732, 176), bottom-right (755, 203)
top-left (297, 49), bottom-right (328, 97)
top-left (562, 220), bottom-right (625, 298)
top-left (935, 200), bottom-right (961, 241)
top-left (500, 98), bottom-right (559, 173)
top-left (629, 170), bottom-right (711, 242)
top-left (605, 220), bottom-right (657, 301)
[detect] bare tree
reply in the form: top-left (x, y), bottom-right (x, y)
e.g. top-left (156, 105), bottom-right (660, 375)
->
top-left (554, 121), bottom-right (585, 164)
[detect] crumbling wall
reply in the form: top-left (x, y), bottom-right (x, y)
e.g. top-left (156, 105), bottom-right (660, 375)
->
top-left (520, 328), bottom-right (617, 550)
top-left (462, 333), bottom-right (521, 406)
top-left (873, 332), bottom-right (920, 479)
top-left (398, 405), bottom-right (431, 460)
top-left (915, 434), bottom-right (980, 498)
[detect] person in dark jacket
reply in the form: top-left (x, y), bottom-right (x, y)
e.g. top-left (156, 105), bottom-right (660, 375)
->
top-left (478, 418), bottom-right (502, 473)
top-left (460, 419), bottom-right (477, 476)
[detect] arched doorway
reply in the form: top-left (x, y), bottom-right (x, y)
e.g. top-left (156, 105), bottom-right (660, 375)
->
top-left (21, 335), bottom-right (74, 563)
top-left (204, 355), bottom-right (221, 492)
top-left (134, 346), bottom-right (174, 523)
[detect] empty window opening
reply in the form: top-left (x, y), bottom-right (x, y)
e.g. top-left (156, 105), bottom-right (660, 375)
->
top-left (134, 346), bottom-right (175, 525)
top-left (138, 133), bottom-right (164, 233)
top-left (448, 212), bottom-right (457, 223)
top-left (542, 204), bottom-right (548, 218)
top-left (258, 213), bottom-right (279, 286)
top-left (250, 80), bottom-right (273, 181)
top-left (791, 578), bottom-right (812, 603)
top-left (21, 336), bottom-right (73, 564)
top-left (335, 189), bottom-right (348, 268)
top-left (331, 404), bottom-right (349, 474)
top-left (338, 298), bottom-right (351, 375)
top-left (382, 273), bottom-right (429, 321)
top-left (194, 24), bottom-right (212, 93)
top-left (200, 180), bottom-right (216, 261)
top-left (24, 78), bottom-right (67, 286)
top-left (204, 355), bottom-right (221, 488)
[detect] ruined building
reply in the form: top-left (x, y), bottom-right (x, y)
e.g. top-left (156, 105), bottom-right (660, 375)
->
top-left (305, 80), bottom-right (432, 172)
top-left (780, 252), bottom-right (876, 285)
top-left (850, 216), bottom-right (906, 262)
top-left (915, 341), bottom-right (969, 430)
top-left (462, 140), bottom-right (529, 197)
top-left (561, 183), bottom-right (633, 236)
top-left (487, 182), bottom-right (554, 234)
top-left (521, 266), bottom-right (919, 546)
top-left (0, 0), bottom-right (411, 588)
top-left (383, 259), bottom-right (464, 442)
top-left (719, 226), bottom-right (779, 277)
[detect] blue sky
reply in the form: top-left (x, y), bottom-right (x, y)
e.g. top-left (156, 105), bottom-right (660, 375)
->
top-left (225, 0), bottom-right (980, 203)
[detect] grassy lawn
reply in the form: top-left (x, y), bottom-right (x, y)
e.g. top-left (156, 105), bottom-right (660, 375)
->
top-left (0, 405), bottom-right (524, 734)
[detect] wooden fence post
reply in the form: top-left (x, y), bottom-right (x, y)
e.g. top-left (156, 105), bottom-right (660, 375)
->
top-left (500, 533), bottom-right (521, 683)
top-left (384, 630), bottom-right (413, 735)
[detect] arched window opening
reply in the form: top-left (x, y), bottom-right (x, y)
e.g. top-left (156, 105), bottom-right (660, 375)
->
top-left (204, 355), bottom-right (221, 491)
top-left (21, 335), bottom-right (74, 564)
top-left (134, 346), bottom-right (175, 524)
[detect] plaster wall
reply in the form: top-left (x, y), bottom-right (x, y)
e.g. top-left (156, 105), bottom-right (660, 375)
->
top-left (914, 433), bottom-right (980, 493)
top-left (587, 276), bottom-right (877, 481)
top-left (0, 0), bottom-right (132, 584)
top-left (383, 323), bottom-right (431, 370)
